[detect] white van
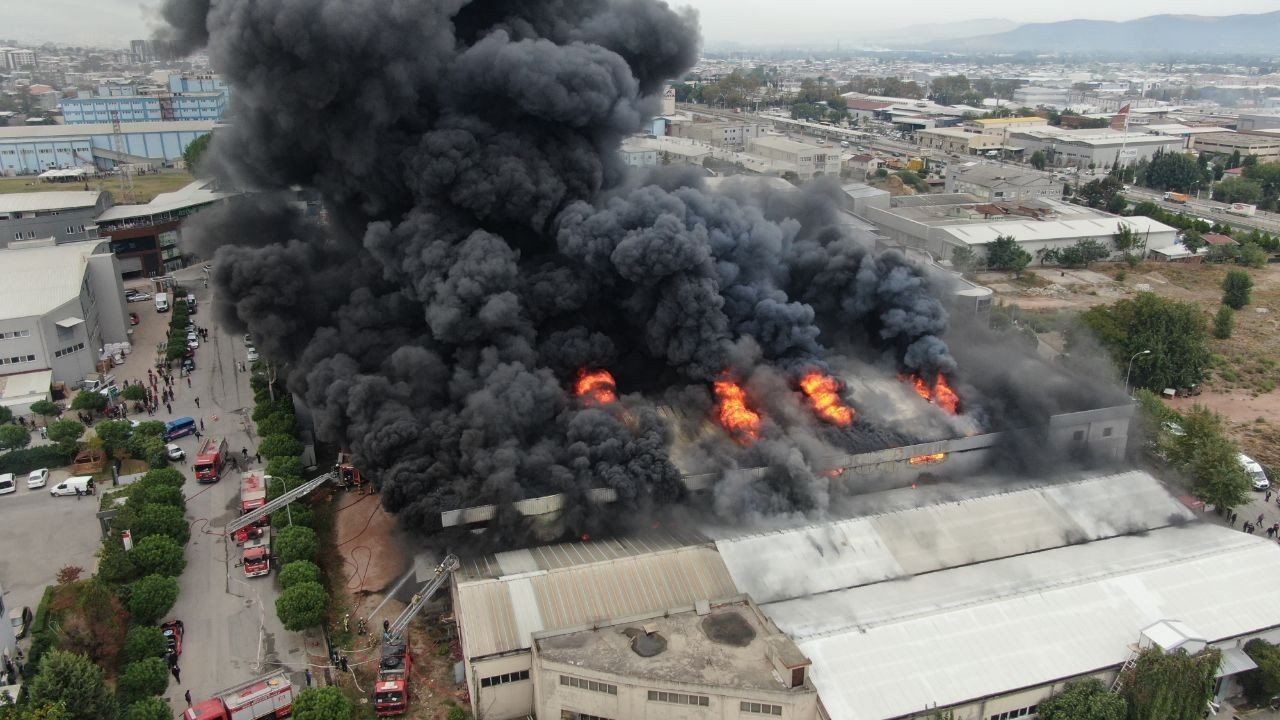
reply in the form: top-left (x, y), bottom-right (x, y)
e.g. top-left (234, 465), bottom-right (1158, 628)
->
top-left (1240, 453), bottom-right (1269, 490)
top-left (50, 476), bottom-right (94, 497)
top-left (155, 292), bottom-right (170, 313)
top-left (0, 474), bottom-right (14, 495)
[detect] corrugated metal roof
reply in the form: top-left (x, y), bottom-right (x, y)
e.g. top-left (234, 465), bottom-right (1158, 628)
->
top-left (0, 120), bottom-right (216, 140)
top-left (456, 544), bottom-right (739, 659)
top-left (0, 191), bottom-right (103, 214)
top-left (96, 181), bottom-right (230, 223)
top-left (943, 216), bottom-right (1176, 246)
top-left (771, 525), bottom-right (1280, 720)
top-left (0, 240), bottom-right (107, 319)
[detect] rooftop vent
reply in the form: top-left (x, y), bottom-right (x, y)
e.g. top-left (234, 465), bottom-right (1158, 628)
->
top-left (623, 626), bottom-right (667, 658)
top-left (700, 611), bottom-right (756, 647)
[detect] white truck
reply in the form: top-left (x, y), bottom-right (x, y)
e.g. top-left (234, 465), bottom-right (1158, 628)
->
top-left (1226, 203), bottom-right (1257, 217)
top-left (155, 292), bottom-right (170, 313)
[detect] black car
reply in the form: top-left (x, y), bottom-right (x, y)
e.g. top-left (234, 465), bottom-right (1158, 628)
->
top-left (182, 358), bottom-right (195, 372)
top-left (9, 606), bottom-right (32, 640)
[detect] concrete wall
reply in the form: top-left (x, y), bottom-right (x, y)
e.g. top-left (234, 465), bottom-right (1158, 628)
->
top-left (0, 315), bottom-right (43, 376)
top-left (42, 295), bottom-right (96, 385)
top-left (470, 652), bottom-right (535, 720)
top-left (0, 203), bottom-right (104, 247)
top-left (87, 250), bottom-right (129, 345)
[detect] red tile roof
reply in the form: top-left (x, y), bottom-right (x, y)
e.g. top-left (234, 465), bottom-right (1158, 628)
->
top-left (845, 99), bottom-right (894, 112)
top-left (1202, 233), bottom-right (1236, 246)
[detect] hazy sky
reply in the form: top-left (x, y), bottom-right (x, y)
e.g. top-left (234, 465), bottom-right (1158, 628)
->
top-left (5, 0), bottom-right (1279, 48)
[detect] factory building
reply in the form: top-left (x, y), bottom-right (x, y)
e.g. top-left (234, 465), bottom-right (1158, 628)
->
top-left (96, 180), bottom-right (231, 277)
top-left (945, 164), bottom-right (1061, 202)
top-left (61, 73), bottom-right (228, 125)
top-left (746, 136), bottom-right (840, 180)
top-left (0, 120), bottom-right (215, 175)
top-left (1194, 132), bottom-right (1280, 163)
top-left (1237, 112), bottom-right (1280, 133)
top-left (0, 239), bottom-right (129, 390)
top-left (1011, 86), bottom-right (1070, 108)
top-left (1006, 127), bottom-right (1183, 169)
top-left (0, 191), bottom-right (110, 247)
top-left (916, 127), bottom-right (1003, 156)
top-left (669, 120), bottom-right (763, 148)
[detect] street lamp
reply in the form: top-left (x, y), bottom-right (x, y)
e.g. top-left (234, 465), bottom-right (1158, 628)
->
top-left (1125, 350), bottom-right (1152, 397)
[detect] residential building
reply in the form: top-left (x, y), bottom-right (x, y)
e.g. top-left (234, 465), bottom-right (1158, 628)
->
top-left (619, 138), bottom-right (659, 168)
top-left (945, 164), bottom-right (1061, 202)
top-left (95, 180), bottom-right (231, 277)
top-left (0, 239), bottom-right (130, 387)
top-left (0, 191), bottom-right (110, 247)
top-left (747, 136), bottom-right (840, 179)
top-left (129, 40), bottom-right (154, 64)
top-left (0, 49), bottom-right (36, 70)
top-left (0, 120), bottom-right (215, 175)
top-left (917, 127), bottom-right (1003, 155)
top-left (25, 84), bottom-right (60, 112)
top-left (1195, 132), bottom-right (1280, 162)
top-left (1007, 127), bottom-right (1183, 169)
top-left (842, 153), bottom-right (882, 180)
top-left (670, 120), bottom-right (761, 148)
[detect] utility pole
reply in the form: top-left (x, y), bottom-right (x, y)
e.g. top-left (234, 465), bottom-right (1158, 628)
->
top-left (110, 111), bottom-right (133, 203)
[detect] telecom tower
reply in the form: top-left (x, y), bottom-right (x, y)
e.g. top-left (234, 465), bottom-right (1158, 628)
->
top-left (110, 112), bottom-right (134, 203)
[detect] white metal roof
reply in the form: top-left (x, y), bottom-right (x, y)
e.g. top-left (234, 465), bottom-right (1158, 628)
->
top-left (942, 216), bottom-right (1176, 247)
top-left (0, 191), bottom-right (103, 214)
top-left (716, 472), bottom-right (1190, 605)
top-left (95, 181), bottom-right (230, 222)
top-left (0, 120), bottom-right (215, 140)
top-left (0, 370), bottom-right (52, 405)
top-left (774, 525), bottom-right (1280, 720)
top-left (0, 240), bottom-right (106, 319)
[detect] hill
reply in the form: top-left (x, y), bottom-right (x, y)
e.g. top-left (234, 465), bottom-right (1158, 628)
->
top-left (941, 11), bottom-right (1280, 54)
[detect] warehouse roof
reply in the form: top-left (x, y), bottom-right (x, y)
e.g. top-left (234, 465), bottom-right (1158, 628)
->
top-left (455, 540), bottom-right (739, 659)
top-left (1195, 131), bottom-right (1280, 147)
top-left (942, 215), bottom-right (1175, 246)
top-left (716, 471), bottom-right (1190, 604)
top-left (769, 524), bottom-right (1280, 720)
top-left (949, 164), bottom-right (1056, 188)
top-left (0, 120), bottom-right (215, 140)
top-left (749, 135), bottom-right (824, 154)
top-left (0, 191), bottom-right (103, 214)
top-left (96, 180), bottom-right (229, 223)
top-left (0, 240), bottom-right (108, 319)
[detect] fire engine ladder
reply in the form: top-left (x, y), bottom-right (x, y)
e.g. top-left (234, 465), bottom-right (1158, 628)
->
top-left (1110, 647), bottom-right (1140, 693)
top-left (225, 471), bottom-right (335, 535)
top-left (384, 554), bottom-right (461, 644)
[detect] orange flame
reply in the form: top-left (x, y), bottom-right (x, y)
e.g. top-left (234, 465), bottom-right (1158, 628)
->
top-left (799, 372), bottom-right (855, 426)
top-left (824, 467), bottom-right (846, 477)
top-left (900, 373), bottom-right (961, 415)
top-left (574, 369), bottom-right (617, 406)
top-left (714, 378), bottom-right (761, 444)
top-left (909, 452), bottom-right (947, 465)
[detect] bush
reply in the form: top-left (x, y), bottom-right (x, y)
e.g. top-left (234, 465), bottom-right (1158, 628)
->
top-left (131, 535), bottom-right (187, 577)
top-left (140, 468), bottom-right (185, 488)
top-left (98, 539), bottom-right (140, 585)
top-left (127, 575), bottom-right (179, 625)
top-left (133, 421), bottom-right (166, 439)
top-left (293, 686), bottom-right (352, 720)
top-left (1213, 306), bottom-right (1234, 339)
top-left (122, 626), bottom-right (168, 664)
top-left (1222, 269), bottom-right (1254, 309)
top-left (265, 456), bottom-right (303, 482)
top-left (70, 391), bottom-right (108, 413)
top-left (132, 504), bottom-right (190, 545)
top-left (275, 582), bottom-right (328, 631)
top-left (122, 385), bottom-right (148, 402)
top-left (0, 444), bottom-right (75, 475)
top-left (29, 649), bottom-right (117, 720)
top-left (278, 561), bottom-right (322, 590)
top-left (447, 707), bottom-right (471, 720)
top-left (1242, 638), bottom-right (1280, 706)
top-left (258, 434), bottom-right (301, 461)
top-left (275, 525), bottom-right (319, 566)
top-left (128, 482), bottom-right (186, 512)
top-left (255, 412), bottom-right (298, 438)
top-left (117, 658), bottom-right (169, 705)
top-left (124, 697), bottom-right (173, 720)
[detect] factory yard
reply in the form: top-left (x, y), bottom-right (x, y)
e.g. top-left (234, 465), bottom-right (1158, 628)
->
top-left (0, 170), bottom-right (194, 203)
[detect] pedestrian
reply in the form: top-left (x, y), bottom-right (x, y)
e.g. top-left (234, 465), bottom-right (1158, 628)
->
top-left (194, 429), bottom-right (202, 440)
top-left (242, 447), bottom-right (249, 459)
top-left (199, 418), bottom-right (205, 430)
top-left (1259, 513), bottom-right (1265, 526)
top-left (304, 667), bottom-right (312, 687)
top-left (1268, 490), bottom-right (1273, 502)
top-left (194, 397), bottom-right (200, 408)
top-left (339, 654), bottom-right (348, 673)
top-left (256, 452), bottom-right (261, 464)
top-left (166, 403), bottom-right (172, 415)
top-left (185, 689), bottom-right (192, 707)
top-left (75, 487), bottom-right (82, 501)
top-left (1270, 526), bottom-right (1276, 539)
top-left (187, 377), bottom-right (191, 388)
top-left (171, 664), bottom-right (181, 683)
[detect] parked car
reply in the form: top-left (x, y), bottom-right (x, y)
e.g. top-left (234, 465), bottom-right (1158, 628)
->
top-left (182, 358), bottom-right (196, 372)
top-left (50, 476), bottom-right (94, 497)
top-left (187, 339), bottom-right (200, 350)
top-left (166, 444), bottom-right (185, 461)
top-left (129, 312), bottom-right (141, 326)
top-left (247, 348), bottom-right (259, 363)
top-left (161, 620), bottom-right (184, 656)
top-left (9, 606), bottom-right (31, 639)
top-left (243, 334), bottom-right (255, 347)
top-left (125, 290), bottom-right (152, 303)
top-left (26, 468), bottom-right (48, 489)
top-left (1241, 453), bottom-right (1270, 491)
top-left (0, 474), bottom-right (15, 495)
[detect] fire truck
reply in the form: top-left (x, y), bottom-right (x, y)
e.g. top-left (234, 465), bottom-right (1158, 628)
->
top-left (233, 472), bottom-right (271, 544)
top-left (194, 437), bottom-right (229, 483)
top-left (185, 669), bottom-right (294, 720)
top-left (242, 528), bottom-right (271, 578)
top-left (372, 554), bottom-right (460, 716)
top-left (335, 450), bottom-right (365, 489)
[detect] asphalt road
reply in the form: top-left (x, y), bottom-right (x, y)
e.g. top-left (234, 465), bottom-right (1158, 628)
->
top-left (0, 469), bottom-right (102, 637)
top-left (120, 266), bottom-right (307, 708)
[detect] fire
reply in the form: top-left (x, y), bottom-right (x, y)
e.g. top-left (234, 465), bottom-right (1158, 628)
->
top-left (714, 378), bottom-right (761, 445)
top-left (799, 372), bottom-right (855, 426)
top-left (574, 369), bottom-right (617, 406)
top-left (824, 467), bottom-right (846, 478)
top-left (909, 452), bottom-right (947, 465)
top-left (900, 373), bottom-right (960, 415)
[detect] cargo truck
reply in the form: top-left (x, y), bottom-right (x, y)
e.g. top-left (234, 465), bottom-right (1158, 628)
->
top-left (1227, 203), bottom-right (1257, 217)
top-left (1163, 191), bottom-right (1189, 204)
top-left (184, 670), bottom-right (294, 720)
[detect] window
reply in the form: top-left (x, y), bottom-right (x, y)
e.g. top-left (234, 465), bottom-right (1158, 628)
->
top-left (740, 701), bottom-right (783, 715)
top-left (560, 676), bottom-right (617, 695)
top-left (0, 355), bottom-right (35, 366)
top-left (990, 704), bottom-right (1038, 720)
top-left (647, 691), bottom-right (709, 707)
top-left (1072, 430), bottom-right (1084, 443)
top-left (1102, 427), bottom-right (1113, 437)
top-left (0, 330), bottom-right (31, 340)
top-left (479, 669), bottom-right (529, 688)
top-left (54, 342), bottom-right (85, 358)
top-left (560, 713), bottom-right (614, 720)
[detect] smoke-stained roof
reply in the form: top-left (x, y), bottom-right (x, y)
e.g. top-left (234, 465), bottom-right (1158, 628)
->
top-left (455, 543), bottom-right (739, 660)
top-left (775, 524), bottom-right (1278, 720)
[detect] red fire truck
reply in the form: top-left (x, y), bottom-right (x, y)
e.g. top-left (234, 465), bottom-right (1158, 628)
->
top-left (185, 669), bottom-right (294, 720)
top-left (232, 472), bottom-right (271, 544)
top-left (373, 637), bottom-right (413, 716)
top-left (336, 450), bottom-right (365, 489)
top-left (194, 437), bottom-right (229, 483)
top-left (242, 528), bottom-right (271, 578)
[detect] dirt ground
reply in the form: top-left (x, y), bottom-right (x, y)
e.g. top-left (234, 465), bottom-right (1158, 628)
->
top-left (988, 260), bottom-right (1280, 464)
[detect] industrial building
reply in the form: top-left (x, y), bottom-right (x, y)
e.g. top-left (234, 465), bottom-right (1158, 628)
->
top-left (967, 116), bottom-right (1049, 136)
top-left (945, 164), bottom-right (1062, 202)
top-left (0, 191), bottom-right (110, 247)
top-left (863, 194), bottom-right (1177, 263)
top-left (96, 180), bottom-right (231, 277)
top-left (1006, 127), bottom-right (1183, 169)
top-left (0, 239), bottom-right (130, 390)
top-left (669, 119), bottom-right (762, 148)
top-left (1237, 112), bottom-right (1280, 133)
top-left (746, 136), bottom-right (840, 180)
top-left (1011, 86), bottom-right (1070, 108)
top-left (1193, 132), bottom-right (1280, 162)
top-left (916, 127), bottom-right (1003, 156)
top-left (0, 120), bottom-right (215, 175)
top-left (60, 73), bottom-right (228, 125)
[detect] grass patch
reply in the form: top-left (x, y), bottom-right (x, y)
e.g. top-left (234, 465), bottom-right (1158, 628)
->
top-left (0, 171), bottom-right (196, 203)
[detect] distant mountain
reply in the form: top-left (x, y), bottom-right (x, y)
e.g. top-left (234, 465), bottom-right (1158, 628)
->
top-left (939, 11), bottom-right (1280, 54)
top-left (879, 19), bottom-right (1021, 46)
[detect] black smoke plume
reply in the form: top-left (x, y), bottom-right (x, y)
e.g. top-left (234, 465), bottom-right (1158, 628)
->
top-left (159, 0), bottom-right (967, 541)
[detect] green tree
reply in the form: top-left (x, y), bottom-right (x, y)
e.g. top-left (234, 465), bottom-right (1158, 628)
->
top-left (950, 245), bottom-right (978, 272)
top-left (93, 419), bottom-right (134, 458)
top-left (117, 658), bottom-right (169, 706)
top-left (1169, 405), bottom-right (1252, 510)
top-left (258, 434), bottom-right (301, 460)
top-left (893, 170), bottom-right (929, 193)
top-left (133, 421), bottom-right (166, 439)
top-left (1241, 639), bottom-right (1280, 707)
top-left (29, 650), bottom-right (117, 720)
top-left (1037, 678), bottom-right (1126, 720)
top-left (0, 424), bottom-right (31, 451)
top-left (1213, 306), bottom-right (1234, 339)
top-left (1181, 229), bottom-right (1207, 255)
top-left (97, 539), bottom-right (139, 585)
top-left (276, 525), bottom-right (319, 565)
top-left (183, 133), bottom-right (212, 174)
top-left (1055, 239), bottom-right (1112, 268)
top-left (1239, 243), bottom-right (1269, 268)
top-left (984, 235), bottom-right (1032, 275)
top-left (0, 703), bottom-right (73, 720)
top-left (255, 412), bottom-right (298, 438)
top-left (29, 400), bottom-right (61, 425)
top-left (1029, 150), bottom-right (1047, 170)
top-left (130, 535), bottom-right (187, 577)
top-left (1120, 647), bottom-right (1220, 720)
top-left (0, 407), bottom-right (11, 426)
top-left (1211, 177), bottom-right (1263, 204)
top-left (140, 467), bottom-right (186, 488)
top-left (278, 560), bottom-right (322, 590)
top-left (122, 697), bottom-right (173, 720)
top-left (122, 625), bottom-right (167, 664)
top-left (275, 582), bottom-right (328, 631)
top-left (70, 391), bottom-right (108, 414)
top-left (1113, 223), bottom-right (1143, 253)
top-left (1144, 149), bottom-right (1204, 192)
top-left (1073, 293), bottom-right (1210, 391)
top-left (293, 686), bottom-right (352, 720)
top-left (928, 74), bottom-right (972, 105)
top-left (131, 434), bottom-right (168, 468)
top-left (1076, 176), bottom-right (1124, 209)
top-left (1222, 269), bottom-right (1253, 309)
top-left (1106, 193), bottom-right (1128, 214)
top-left (132, 503), bottom-right (190, 544)
top-left (121, 385), bottom-right (148, 402)
top-left (45, 418), bottom-right (86, 450)
top-left (127, 575), bottom-right (179, 625)
top-left (265, 456), bottom-right (303, 481)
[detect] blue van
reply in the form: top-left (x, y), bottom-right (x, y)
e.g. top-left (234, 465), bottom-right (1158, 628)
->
top-left (165, 416), bottom-right (197, 441)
